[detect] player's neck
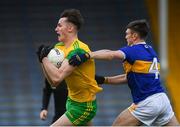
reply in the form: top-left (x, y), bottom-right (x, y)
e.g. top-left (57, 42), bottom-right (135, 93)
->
top-left (64, 34), bottom-right (78, 48)
top-left (133, 39), bottom-right (145, 44)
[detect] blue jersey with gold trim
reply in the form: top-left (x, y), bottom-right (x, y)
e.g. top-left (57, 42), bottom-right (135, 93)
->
top-left (120, 43), bottom-right (164, 103)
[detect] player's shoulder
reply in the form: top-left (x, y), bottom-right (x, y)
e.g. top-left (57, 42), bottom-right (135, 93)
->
top-left (123, 44), bottom-right (146, 51)
top-left (73, 39), bottom-right (88, 47)
top-left (54, 42), bottom-right (64, 48)
top-left (73, 39), bottom-right (90, 52)
top-left (120, 45), bottom-right (138, 59)
top-left (120, 45), bottom-right (133, 52)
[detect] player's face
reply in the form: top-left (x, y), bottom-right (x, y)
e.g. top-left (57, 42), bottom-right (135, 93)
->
top-left (125, 28), bottom-right (135, 46)
top-left (55, 17), bottom-right (69, 42)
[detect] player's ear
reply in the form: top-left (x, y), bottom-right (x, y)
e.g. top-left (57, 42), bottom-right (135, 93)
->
top-left (132, 32), bottom-right (136, 38)
top-left (132, 32), bottom-right (138, 40)
top-left (68, 23), bottom-right (75, 33)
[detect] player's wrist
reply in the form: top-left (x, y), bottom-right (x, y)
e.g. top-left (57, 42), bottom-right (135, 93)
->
top-left (86, 52), bottom-right (90, 59)
top-left (88, 52), bottom-right (92, 59)
top-left (104, 77), bottom-right (109, 84)
top-left (95, 75), bottom-right (105, 84)
top-left (41, 108), bottom-right (47, 111)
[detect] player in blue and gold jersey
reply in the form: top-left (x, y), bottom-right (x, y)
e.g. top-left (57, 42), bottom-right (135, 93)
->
top-left (36, 9), bottom-right (102, 126)
top-left (69, 19), bottom-right (179, 126)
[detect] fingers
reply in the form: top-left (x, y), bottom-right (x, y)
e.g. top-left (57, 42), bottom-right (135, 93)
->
top-left (69, 56), bottom-right (78, 66)
top-left (76, 55), bottom-right (81, 62)
top-left (36, 45), bottom-right (45, 62)
top-left (68, 53), bottom-right (89, 66)
top-left (36, 44), bottom-right (53, 63)
top-left (40, 110), bottom-right (48, 120)
top-left (85, 53), bottom-right (90, 59)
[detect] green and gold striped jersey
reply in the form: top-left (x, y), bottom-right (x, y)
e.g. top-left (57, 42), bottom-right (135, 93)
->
top-left (55, 39), bottom-right (103, 102)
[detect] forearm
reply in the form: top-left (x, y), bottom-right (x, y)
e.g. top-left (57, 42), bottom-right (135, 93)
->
top-left (105, 74), bottom-right (127, 84)
top-left (42, 58), bottom-right (74, 87)
top-left (89, 50), bottom-right (114, 60)
top-left (42, 88), bottom-right (51, 110)
top-left (89, 49), bottom-right (124, 60)
top-left (42, 57), bottom-right (63, 86)
top-left (41, 64), bottom-right (54, 85)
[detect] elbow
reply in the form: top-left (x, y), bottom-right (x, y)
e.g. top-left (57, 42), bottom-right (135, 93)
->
top-left (51, 80), bottom-right (60, 87)
top-left (124, 74), bottom-right (128, 83)
top-left (50, 76), bottom-right (62, 87)
top-left (51, 69), bottom-right (66, 87)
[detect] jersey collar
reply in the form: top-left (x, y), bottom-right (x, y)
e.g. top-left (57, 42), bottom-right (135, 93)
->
top-left (132, 41), bottom-right (146, 46)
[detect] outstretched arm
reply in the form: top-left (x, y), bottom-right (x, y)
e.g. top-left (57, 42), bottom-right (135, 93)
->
top-left (105, 74), bottom-right (127, 84)
top-left (68, 49), bottom-right (125, 66)
top-left (95, 74), bottom-right (127, 85)
top-left (89, 49), bottom-right (125, 60)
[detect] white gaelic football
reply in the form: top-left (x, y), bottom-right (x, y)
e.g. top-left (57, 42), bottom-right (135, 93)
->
top-left (47, 48), bottom-right (64, 68)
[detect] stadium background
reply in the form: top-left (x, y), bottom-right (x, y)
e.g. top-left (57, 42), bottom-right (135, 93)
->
top-left (0, 0), bottom-right (179, 125)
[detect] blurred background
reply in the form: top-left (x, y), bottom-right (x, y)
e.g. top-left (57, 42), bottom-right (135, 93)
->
top-left (0, 0), bottom-right (179, 125)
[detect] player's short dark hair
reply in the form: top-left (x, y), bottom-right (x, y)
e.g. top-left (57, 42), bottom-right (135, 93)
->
top-left (60, 9), bottom-right (84, 30)
top-left (126, 19), bottom-right (149, 39)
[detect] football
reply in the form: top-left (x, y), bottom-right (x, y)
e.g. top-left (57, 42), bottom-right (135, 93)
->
top-left (47, 48), bottom-right (65, 68)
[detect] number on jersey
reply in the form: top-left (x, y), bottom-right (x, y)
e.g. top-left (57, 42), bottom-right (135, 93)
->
top-left (149, 57), bottom-right (159, 79)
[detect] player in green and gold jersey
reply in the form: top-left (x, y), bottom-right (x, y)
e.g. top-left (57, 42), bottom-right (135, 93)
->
top-left (36, 9), bottom-right (102, 126)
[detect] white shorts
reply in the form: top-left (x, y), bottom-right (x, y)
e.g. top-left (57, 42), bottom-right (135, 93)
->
top-left (128, 93), bottom-right (174, 126)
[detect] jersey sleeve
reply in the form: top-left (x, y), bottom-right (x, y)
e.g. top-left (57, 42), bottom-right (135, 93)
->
top-left (41, 79), bottom-right (52, 110)
top-left (54, 42), bottom-right (64, 48)
top-left (120, 46), bottom-right (134, 64)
